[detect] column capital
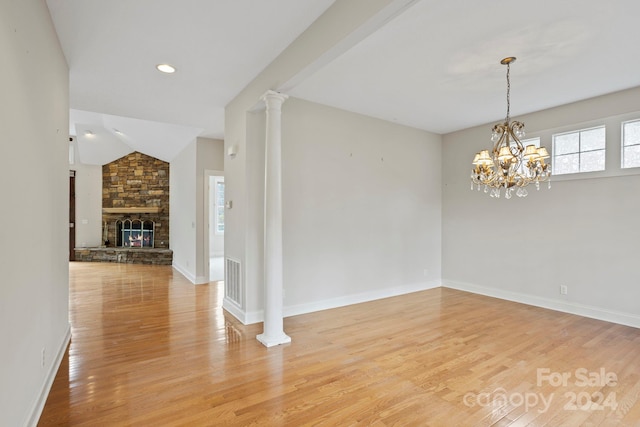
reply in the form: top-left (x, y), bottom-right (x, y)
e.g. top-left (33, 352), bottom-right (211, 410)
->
top-left (260, 90), bottom-right (289, 106)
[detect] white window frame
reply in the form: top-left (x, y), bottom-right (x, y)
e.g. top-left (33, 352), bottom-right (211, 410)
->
top-left (552, 125), bottom-right (606, 175)
top-left (621, 119), bottom-right (640, 169)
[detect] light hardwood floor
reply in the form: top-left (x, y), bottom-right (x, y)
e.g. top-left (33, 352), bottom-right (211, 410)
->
top-left (38, 262), bottom-right (640, 426)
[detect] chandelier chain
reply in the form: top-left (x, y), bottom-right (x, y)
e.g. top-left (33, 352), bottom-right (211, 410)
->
top-left (505, 62), bottom-right (511, 123)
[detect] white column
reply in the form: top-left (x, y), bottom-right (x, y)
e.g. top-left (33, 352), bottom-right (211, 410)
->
top-left (256, 90), bottom-right (291, 347)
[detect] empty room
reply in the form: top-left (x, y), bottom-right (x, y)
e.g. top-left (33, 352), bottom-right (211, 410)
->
top-left (3, 1), bottom-right (640, 426)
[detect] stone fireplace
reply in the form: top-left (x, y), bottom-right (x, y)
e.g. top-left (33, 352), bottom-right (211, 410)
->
top-left (75, 151), bottom-right (172, 265)
top-left (102, 152), bottom-right (169, 248)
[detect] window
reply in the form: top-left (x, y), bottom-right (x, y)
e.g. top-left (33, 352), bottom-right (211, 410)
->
top-left (622, 119), bottom-right (640, 169)
top-left (517, 137), bottom-right (540, 173)
top-left (214, 177), bottom-right (225, 234)
top-left (552, 126), bottom-right (605, 175)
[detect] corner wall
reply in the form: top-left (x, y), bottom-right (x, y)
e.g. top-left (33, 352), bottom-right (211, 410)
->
top-left (224, 0), bottom-right (434, 324)
top-left (442, 87), bottom-right (640, 327)
top-left (170, 137), bottom-right (224, 283)
top-left (170, 140), bottom-right (197, 280)
top-left (239, 98), bottom-right (442, 322)
top-left (0, 1), bottom-right (71, 425)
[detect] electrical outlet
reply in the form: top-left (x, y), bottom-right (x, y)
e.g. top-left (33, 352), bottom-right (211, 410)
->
top-left (423, 269), bottom-right (428, 277)
top-left (41, 348), bottom-right (45, 368)
top-left (560, 285), bottom-right (568, 295)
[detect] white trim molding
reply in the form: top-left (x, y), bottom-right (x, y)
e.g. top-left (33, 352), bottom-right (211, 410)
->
top-left (284, 280), bottom-right (441, 319)
top-left (443, 280), bottom-right (640, 329)
top-left (224, 279), bottom-right (640, 330)
top-left (27, 325), bottom-right (71, 427)
top-left (222, 297), bottom-right (249, 325)
top-left (194, 276), bottom-right (209, 285)
top-left (172, 263), bottom-right (194, 283)
top-left (224, 281), bottom-right (440, 326)
top-left (172, 263), bottom-right (208, 285)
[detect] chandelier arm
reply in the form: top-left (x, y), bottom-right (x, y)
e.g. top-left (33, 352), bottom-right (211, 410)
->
top-left (491, 130), bottom-right (507, 159)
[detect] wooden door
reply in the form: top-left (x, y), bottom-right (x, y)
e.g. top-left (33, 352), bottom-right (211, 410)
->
top-left (70, 170), bottom-right (76, 261)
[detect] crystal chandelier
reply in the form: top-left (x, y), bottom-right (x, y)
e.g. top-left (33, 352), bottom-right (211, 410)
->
top-left (471, 57), bottom-right (551, 198)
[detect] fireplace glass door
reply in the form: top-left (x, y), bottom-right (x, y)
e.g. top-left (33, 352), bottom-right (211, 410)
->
top-left (116, 219), bottom-right (155, 248)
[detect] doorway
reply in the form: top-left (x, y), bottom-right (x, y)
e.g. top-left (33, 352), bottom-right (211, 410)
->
top-left (206, 171), bottom-right (224, 281)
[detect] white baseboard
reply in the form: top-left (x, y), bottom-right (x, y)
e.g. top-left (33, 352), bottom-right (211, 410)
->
top-left (27, 324), bottom-right (71, 427)
top-left (224, 305), bottom-right (263, 326)
top-left (172, 263), bottom-right (196, 284)
top-left (195, 275), bottom-right (209, 285)
top-left (283, 280), bottom-right (440, 319)
top-left (244, 309), bottom-right (265, 325)
top-left (172, 263), bottom-right (209, 285)
top-left (217, 279), bottom-right (640, 330)
top-left (443, 280), bottom-right (640, 329)
top-left (223, 281), bottom-right (440, 326)
top-left (222, 297), bottom-right (249, 324)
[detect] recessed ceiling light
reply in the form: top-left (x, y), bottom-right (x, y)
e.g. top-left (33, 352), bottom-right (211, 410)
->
top-left (156, 63), bottom-right (176, 74)
top-left (84, 130), bottom-right (94, 137)
top-left (113, 129), bottom-right (123, 135)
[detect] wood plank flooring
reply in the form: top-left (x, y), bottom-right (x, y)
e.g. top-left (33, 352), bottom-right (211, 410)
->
top-left (38, 262), bottom-right (640, 426)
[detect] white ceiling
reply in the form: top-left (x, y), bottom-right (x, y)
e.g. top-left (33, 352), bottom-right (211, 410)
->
top-left (47, 0), bottom-right (336, 164)
top-left (290, 0), bottom-right (640, 133)
top-left (48, 0), bottom-right (640, 165)
top-left (70, 109), bottom-right (204, 164)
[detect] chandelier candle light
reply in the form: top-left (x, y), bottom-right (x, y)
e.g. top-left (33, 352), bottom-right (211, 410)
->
top-left (471, 57), bottom-right (551, 198)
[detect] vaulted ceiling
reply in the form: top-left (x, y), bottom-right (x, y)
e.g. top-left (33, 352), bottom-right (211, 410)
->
top-left (47, 0), bottom-right (640, 164)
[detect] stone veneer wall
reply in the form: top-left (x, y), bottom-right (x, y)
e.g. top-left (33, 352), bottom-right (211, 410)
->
top-left (75, 247), bottom-right (173, 265)
top-left (102, 152), bottom-right (170, 248)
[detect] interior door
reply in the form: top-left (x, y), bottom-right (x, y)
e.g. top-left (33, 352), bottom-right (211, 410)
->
top-left (69, 170), bottom-right (76, 261)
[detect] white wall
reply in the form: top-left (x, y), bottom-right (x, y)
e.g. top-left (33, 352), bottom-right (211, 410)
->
top-left (0, 1), bottom-right (71, 425)
top-left (170, 140), bottom-right (197, 281)
top-left (442, 87), bottom-right (640, 327)
top-left (224, 0), bottom-right (428, 323)
top-left (170, 137), bottom-right (223, 284)
top-left (243, 111), bottom-right (267, 319)
top-left (279, 98), bottom-right (442, 317)
top-left (72, 162), bottom-right (103, 247)
top-left (235, 97), bottom-right (442, 323)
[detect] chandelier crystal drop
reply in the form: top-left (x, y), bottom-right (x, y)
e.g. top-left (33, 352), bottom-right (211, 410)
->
top-left (471, 57), bottom-right (551, 198)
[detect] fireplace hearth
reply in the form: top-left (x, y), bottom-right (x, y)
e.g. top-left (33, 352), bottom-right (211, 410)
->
top-left (74, 247), bottom-right (172, 265)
